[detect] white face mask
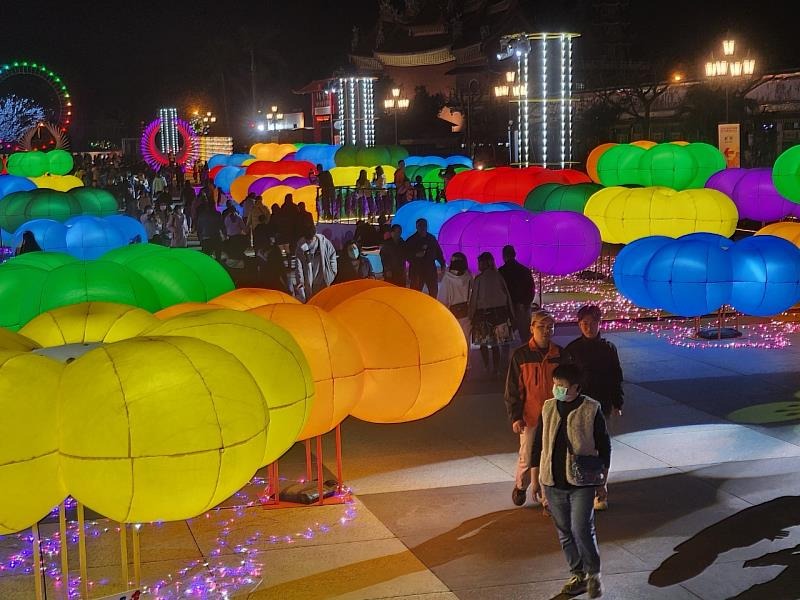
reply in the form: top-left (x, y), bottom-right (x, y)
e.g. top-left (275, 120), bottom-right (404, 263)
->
top-left (348, 247), bottom-right (359, 259)
top-left (300, 243), bottom-right (310, 253)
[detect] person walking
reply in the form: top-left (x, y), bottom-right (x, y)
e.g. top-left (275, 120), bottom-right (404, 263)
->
top-left (468, 252), bottom-right (514, 378)
top-left (405, 218), bottom-right (445, 297)
top-left (565, 304), bottom-right (624, 511)
top-left (380, 224), bottom-right (407, 287)
top-left (505, 310), bottom-right (572, 507)
top-left (437, 251), bottom-right (473, 344)
top-left (530, 363), bottom-right (611, 598)
top-left (167, 204), bottom-right (189, 247)
top-left (499, 245), bottom-right (535, 343)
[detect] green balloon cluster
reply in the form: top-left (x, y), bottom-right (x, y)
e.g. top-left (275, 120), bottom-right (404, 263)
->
top-left (524, 182), bottom-right (603, 213)
top-left (0, 245), bottom-right (234, 330)
top-left (597, 143), bottom-right (725, 190)
top-left (0, 188), bottom-right (118, 231)
top-left (773, 145), bottom-right (800, 203)
top-left (6, 150), bottom-right (74, 177)
top-left (334, 145), bottom-right (409, 167)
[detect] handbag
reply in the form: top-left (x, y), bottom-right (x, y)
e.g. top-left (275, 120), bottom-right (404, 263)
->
top-left (566, 437), bottom-right (606, 486)
top-left (450, 301), bottom-right (469, 319)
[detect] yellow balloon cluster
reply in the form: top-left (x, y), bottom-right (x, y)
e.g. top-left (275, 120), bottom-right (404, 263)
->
top-left (0, 302), bottom-right (313, 527)
top-left (330, 165), bottom-right (396, 187)
top-left (29, 175), bottom-right (84, 191)
top-left (584, 186), bottom-right (738, 244)
top-left (249, 143), bottom-right (297, 162)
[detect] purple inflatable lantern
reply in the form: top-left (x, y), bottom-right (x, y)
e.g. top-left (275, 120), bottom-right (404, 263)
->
top-left (281, 176), bottom-right (311, 188)
top-left (706, 168), bottom-right (800, 221)
top-left (457, 210), bottom-right (534, 272)
top-left (528, 211), bottom-right (602, 275)
top-left (438, 211), bottom-right (483, 263)
top-left (248, 177), bottom-right (283, 197)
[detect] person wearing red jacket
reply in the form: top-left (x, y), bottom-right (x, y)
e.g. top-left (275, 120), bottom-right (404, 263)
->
top-left (505, 310), bottom-right (572, 507)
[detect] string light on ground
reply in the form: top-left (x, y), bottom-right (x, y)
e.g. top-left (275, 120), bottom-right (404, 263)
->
top-left (0, 475), bottom-right (357, 599)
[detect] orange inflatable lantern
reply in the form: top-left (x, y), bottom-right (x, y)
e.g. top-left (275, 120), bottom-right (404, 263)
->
top-left (328, 286), bottom-right (467, 423)
top-left (249, 303), bottom-right (365, 439)
top-left (230, 174), bottom-right (262, 202)
top-left (249, 143), bottom-right (297, 162)
top-left (155, 302), bottom-right (225, 319)
top-left (307, 280), bottom-right (393, 311)
top-left (586, 143), bottom-right (617, 184)
top-left (631, 140), bottom-right (657, 149)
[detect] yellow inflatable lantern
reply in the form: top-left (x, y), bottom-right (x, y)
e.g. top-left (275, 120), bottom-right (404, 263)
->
top-left (0, 350), bottom-right (65, 534)
top-left (584, 186), bottom-right (738, 244)
top-left (210, 287), bottom-right (299, 310)
top-left (155, 302), bottom-right (225, 319)
top-left (29, 175), bottom-right (84, 191)
top-left (144, 309), bottom-right (314, 466)
top-left (249, 303), bottom-right (364, 439)
top-left (59, 335), bottom-right (269, 523)
top-left (20, 302), bottom-right (158, 346)
top-left (328, 286), bottom-right (467, 423)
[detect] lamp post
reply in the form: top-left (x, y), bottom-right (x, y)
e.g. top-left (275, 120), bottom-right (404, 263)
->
top-left (705, 37), bottom-right (756, 123)
top-left (191, 110), bottom-right (216, 135)
top-left (384, 88), bottom-right (409, 145)
top-left (494, 71), bottom-right (517, 163)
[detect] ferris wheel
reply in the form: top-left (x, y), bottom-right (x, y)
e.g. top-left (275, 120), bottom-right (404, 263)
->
top-left (0, 60), bottom-right (72, 149)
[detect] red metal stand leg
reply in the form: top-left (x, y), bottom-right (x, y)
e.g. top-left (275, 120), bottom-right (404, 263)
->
top-left (305, 438), bottom-right (313, 483)
top-left (316, 435), bottom-right (325, 506)
top-left (335, 424), bottom-right (344, 492)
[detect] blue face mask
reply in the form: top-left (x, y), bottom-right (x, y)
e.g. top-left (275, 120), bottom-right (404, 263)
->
top-left (552, 384), bottom-right (569, 401)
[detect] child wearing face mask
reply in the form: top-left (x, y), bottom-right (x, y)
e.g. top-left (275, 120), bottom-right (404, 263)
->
top-left (530, 363), bottom-right (611, 599)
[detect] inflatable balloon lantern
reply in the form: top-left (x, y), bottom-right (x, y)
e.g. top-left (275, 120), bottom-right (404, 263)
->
top-left (613, 233), bottom-right (800, 317)
top-left (248, 303), bottom-right (365, 440)
top-left (0, 174), bottom-right (37, 200)
top-left (210, 287), bottom-right (300, 310)
top-left (0, 348), bottom-right (65, 534)
top-left (584, 186), bottom-right (738, 244)
top-left (773, 145), bottom-right (800, 202)
top-left (312, 282), bottom-right (467, 423)
top-left (0, 245), bottom-right (234, 330)
top-left (756, 221), bottom-right (800, 247)
top-left (0, 303), bottom-right (315, 527)
top-left (524, 183), bottom-right (602, 213)
top-left (144, 310), bottom-right (314, 468)
top-left (527, 211), bottom-right (602, 276)
top-left (706, 168), bottom-right (800, 222)
top-left (249, 143), bottom-right (297, 162)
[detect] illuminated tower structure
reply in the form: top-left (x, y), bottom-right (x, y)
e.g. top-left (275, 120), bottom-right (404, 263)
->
top-left (158, 108), bottom-right (179, 157)
top-left (497, 33), bottom-right (580, 167)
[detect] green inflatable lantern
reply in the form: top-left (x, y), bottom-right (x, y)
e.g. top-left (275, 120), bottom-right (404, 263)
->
top-left (47, 150), bottom-right (74, 176)
top-left (773, 145), bottom-right (800, 202)
top-left (524, 183), bottom-right (603, 213)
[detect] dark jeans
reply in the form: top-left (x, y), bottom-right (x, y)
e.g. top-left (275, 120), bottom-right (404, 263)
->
top-left (200, 237), bottom-right (222, 261)
top-left (409, 268), bottom-right (438, 298)
top-left (512, 302), bottom-right (532, 343)
top-left (543, 485), bottom-right (601, 576)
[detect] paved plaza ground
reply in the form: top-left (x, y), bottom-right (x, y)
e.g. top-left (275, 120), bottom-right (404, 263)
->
top-left (2, 325), bottom-right (800, 598)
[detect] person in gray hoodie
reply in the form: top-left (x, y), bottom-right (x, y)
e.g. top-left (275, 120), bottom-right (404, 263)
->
top-left (468, 251), bottom-right (515, 378)
top-left (295, 225), bottom-right (338, 301)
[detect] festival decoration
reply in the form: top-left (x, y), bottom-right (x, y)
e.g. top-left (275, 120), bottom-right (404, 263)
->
top-left (585, 143), bottom-right (616, 183)
top-left (294, 144), bottom-right (341, 171)
top-left (595, 142), bottom-right (725, 189)
top-left (0, 187), bottom-right (118, 232)
top-left (317, 283), bottom-right (467, 423)
top-left (209, 287), bottom-right (299, 310)
top-left (445, 167), bottom-right (591, 205)
top-left (756, 221), bottom-right (800, 246)
top-left (329, 166), bottom-right (396, 187)
top-left (140, 116), bottom-right (198, 172)
top-left (405, 154), bottom-right (472, 168)
top-left (245, 160), bottom-right (315, 177)
top-left (0, 349), bottom-right (65, 535)
top-left (249, 143), bottom-right (297, 162)
top-left (524, 182), bottom-right (603, 213)
top-left (584, 186), bottom-right (738, 244)
top-left (28, 175), bottom-right (83, 191)
top-left (13, 215), bottom-right (144, 259)
top-left (248, 303), bottom-right (364, 440)
top-left (527, 211), bottom-right (603, 275)
top-left (0, 174), bottom-right (36, 200)
top-left (334, 145), bottom-right (408, 168)
top-left (0, 245), bottom-right (233, 330)
top-left (613, 233), bottom-right (800, 316)
top-left (706, 168), bottom-right (800, 222)
top-left (772, 145), bottom-right (800, 202)
top-left (212, 166), bottom-right (244, 193)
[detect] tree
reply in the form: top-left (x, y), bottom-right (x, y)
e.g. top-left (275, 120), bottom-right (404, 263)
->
top-left (0, 95), bottom-right (45, 144)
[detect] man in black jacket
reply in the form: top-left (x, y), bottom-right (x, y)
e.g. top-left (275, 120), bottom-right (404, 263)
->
top-left (565, 304), bottom-right (623, 511)
top-left (380, 224), bottom-right (407, 286)
top-left (499, 245), bottom-right (535, 343)
top-left (405, 218), bottom-right (445, 297)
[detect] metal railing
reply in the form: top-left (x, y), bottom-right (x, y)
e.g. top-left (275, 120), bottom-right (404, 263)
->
top-left (317, 183), bottom-right (446, 222)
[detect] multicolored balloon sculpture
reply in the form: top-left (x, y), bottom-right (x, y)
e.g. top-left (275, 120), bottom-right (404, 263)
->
top-left (445, 167), bottom-right (590, 205)
top-left (705, 168), bottom-right (800, 222)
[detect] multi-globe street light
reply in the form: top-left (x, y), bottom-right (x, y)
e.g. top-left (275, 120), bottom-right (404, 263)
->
top-left (705, 38), bottom-right (756, 122)
top-left (384, 88), bottom-right (409, 145)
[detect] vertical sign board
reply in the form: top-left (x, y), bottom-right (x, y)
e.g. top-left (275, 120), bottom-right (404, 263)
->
top-left (718, 123), bottom-right (741, 168)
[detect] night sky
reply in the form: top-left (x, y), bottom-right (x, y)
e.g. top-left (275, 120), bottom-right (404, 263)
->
top-left (1, 0), bottom-right (795, 146)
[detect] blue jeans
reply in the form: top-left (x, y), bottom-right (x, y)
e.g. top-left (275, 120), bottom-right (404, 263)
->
top-left (543, 485), bottom-right (601, 576)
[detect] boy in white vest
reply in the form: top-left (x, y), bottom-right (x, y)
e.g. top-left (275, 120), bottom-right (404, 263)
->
top-left (530, 363), bottom-right (611, 598)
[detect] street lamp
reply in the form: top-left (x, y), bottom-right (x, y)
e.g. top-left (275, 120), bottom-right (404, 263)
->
top-left (705, 37), bottom-right (756, 122)
top-left (385, 89), bottom-right (408, 144)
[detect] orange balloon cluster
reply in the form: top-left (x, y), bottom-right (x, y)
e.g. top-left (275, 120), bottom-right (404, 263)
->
top-left (249, 143), bottom-right (297, 162)
top-left (445, 166), bottom-right (591, 205)
top-left (154, 283), bottom-right (468, 434)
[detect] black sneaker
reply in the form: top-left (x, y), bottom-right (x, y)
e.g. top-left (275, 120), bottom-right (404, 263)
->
top-left (511, 486), bottom-right (526, 506)
top-left (561, 574), bottom-right (588, 596)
